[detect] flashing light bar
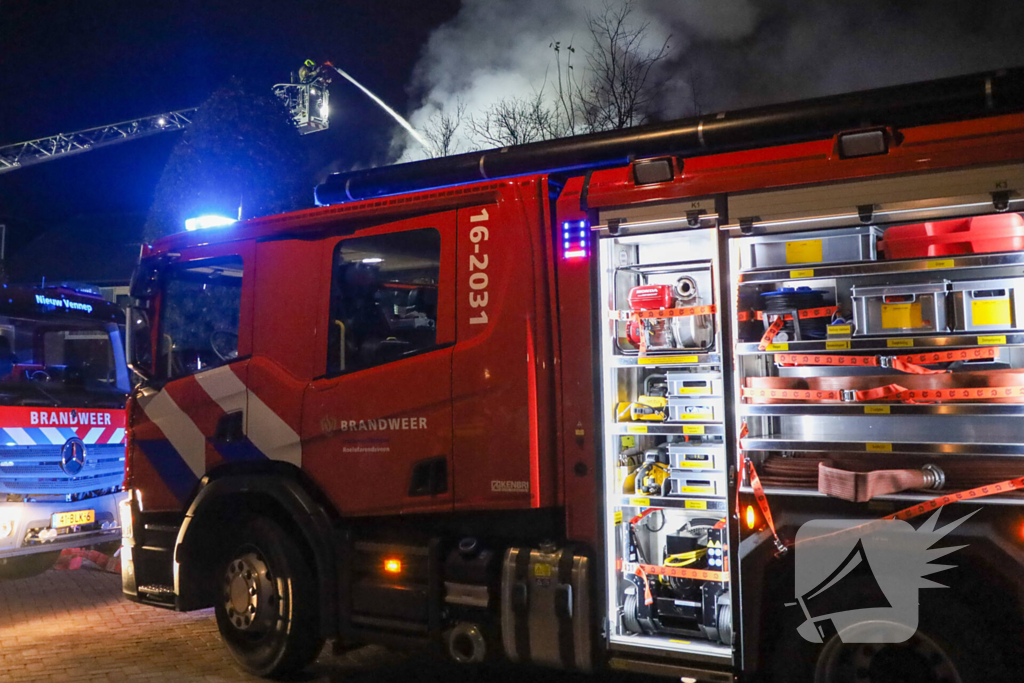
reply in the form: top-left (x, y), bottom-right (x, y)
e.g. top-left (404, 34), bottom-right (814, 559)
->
top-left (563, 219), bottom-right (590, 260)
top-left (185, 215), bottom-right (237, 231)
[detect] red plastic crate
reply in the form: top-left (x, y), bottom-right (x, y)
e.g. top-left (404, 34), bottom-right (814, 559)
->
top-left (879, 213), bottom-right (1024, 259)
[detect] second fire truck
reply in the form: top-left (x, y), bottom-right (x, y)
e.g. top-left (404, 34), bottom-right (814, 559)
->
top-left (121, 69), bottom-right (1024, 682)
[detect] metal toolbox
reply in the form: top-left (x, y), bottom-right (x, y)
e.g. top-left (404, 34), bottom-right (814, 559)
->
top-left (666, 372), bottom-right (724, 398)
top-left (851, 281), bottom-right (950, 336)
top-left (662, 472), bottom-right (724, 498)
top-left (667, 398), bottom-right (722, 422)
top-left (667, 444), bottom-right (725, 472)
top-left (951, 277), bottom-right (1024, 332)
top-left (738, 226), bottom-right (883, 271)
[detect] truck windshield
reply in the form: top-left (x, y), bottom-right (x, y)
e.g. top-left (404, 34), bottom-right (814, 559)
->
top-left (0, 317), bottom-right (129, 407)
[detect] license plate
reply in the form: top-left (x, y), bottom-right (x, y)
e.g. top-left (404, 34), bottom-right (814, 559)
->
top-left (52, 509), bottom-right (95, 528)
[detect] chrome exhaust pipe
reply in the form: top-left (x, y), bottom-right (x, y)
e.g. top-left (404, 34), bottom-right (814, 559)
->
top-left (446, 623), bottom-right (486, 664)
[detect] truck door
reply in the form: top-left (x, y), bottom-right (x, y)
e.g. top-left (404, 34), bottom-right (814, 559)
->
top-left (130, 242), bottom-right (254, 511)
top-left (302, 214), bottom-right (456, 516)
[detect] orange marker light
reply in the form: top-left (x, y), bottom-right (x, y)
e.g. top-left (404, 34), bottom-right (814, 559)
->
top-left (745, 504), bottom-right (757, 530)
top-left (384, 558), bottom-right (402, 574)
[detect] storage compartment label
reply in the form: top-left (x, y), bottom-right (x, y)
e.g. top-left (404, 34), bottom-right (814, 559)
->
top-left (684, 500), bottom-right (708, 509)
top-left (881, 302), bottom-right (923, 329)
top-left (789, 269), bottom-right (815, 279)
top-left (614, 511), bottom-right (623, 525)
top-left (785, 239), bottom-right (823, 264)
top-left (826, 340), bottom-right (851, 350)
top-left (887, 338), bottom-right (914, 348)
top-left (677, 412), bottom-right (713, 421)
top-left (827, 324), bottom-right (852, 336)
top-left (626, 425), bottom-right (648, 433)
top-left (682, 425), bottom-right (705, 435)
top-left (926, 259), bottom-right (955, 269)
top-left (864, 405), bottom-right (891, 414)
top-left (866, 442), bottom-right (893, 452)
top-left (676, 386), bottom-right (711, 395)
top-left (639, 355), bottom-right (699, 365)
top-left (978, 335), bottom-right (1007, 345)
top-left (630, 497), bottom-right (650, 506)
top-left (766, 342), bottom-right (789, 351)
top-left (971, 298), bottom-right (1012, 327)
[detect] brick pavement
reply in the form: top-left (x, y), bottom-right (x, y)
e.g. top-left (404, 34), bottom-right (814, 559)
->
top-left (0, 566), bottom-right (613, 683)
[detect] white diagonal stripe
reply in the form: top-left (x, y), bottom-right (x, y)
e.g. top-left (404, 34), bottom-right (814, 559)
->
top-left (139, 387), bottom-right (206, 476)
top-left (41, 428), bottom-right (67, 445)
top-left (5, 428), bottom-right (35, 446)
top-left (194, 365), bottom-right (301, 467)
top-left (194, 365), bottom-right (247, 413)
top-left (109, 428), bottom-right (125, 444)
top-left (83, 427), bottom-right (105, 444)
top-left (246, 393), bottom-right (301, 466)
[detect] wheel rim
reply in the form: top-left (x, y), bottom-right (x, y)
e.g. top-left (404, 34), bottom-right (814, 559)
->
top-left (816, 627), bottom-right (961, 683)
top-left (222, 549), bottom-right (279, 634)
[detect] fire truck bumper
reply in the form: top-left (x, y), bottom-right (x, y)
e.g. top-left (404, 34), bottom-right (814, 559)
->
top-left (0, 491), bottom-right (126, 559)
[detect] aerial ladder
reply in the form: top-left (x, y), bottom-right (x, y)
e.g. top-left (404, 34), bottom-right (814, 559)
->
top-left (0, 72), bottom-right (331, 176)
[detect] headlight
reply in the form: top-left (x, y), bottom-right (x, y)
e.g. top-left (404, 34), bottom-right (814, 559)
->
top-left (119, 496), bottom-right (133, 540)
top-left (0, 513), bottom-right (17, 538)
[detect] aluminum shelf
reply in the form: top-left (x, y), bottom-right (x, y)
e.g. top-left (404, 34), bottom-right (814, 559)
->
top-left (737, 250), bottom-right (1024, 285)
top-left (608, 353), bottom-right (722, 368)
top-left (739, 485), bottom-right (1024, 506)
top-left (616, 495), bottom-right (729, 509)
top-left (611, 423), bottom-right (726, 436)
top-left (738, 403), bottom-right (1024, 417)
top-left (735, 332), bottom-right (1024, 355)
top-left (740, 437), bottom-right (1024, 456)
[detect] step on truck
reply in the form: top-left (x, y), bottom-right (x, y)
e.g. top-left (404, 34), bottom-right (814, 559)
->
top-left (0, 285), bottom-right (129, 580)
top-left (122, 68), bottom-right (1024, 682)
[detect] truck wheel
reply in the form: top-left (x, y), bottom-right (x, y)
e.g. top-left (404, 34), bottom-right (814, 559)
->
top-left (214, 517), bottom-right (324, 678)
top-left (770, 600), bottom-right (1007, 683)
top-left (0, 551), bottom-right (60, 581)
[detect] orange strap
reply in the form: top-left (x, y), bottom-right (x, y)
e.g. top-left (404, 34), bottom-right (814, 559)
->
top-left (741, 382), bottom-right (1024, 403)
top-left (774, 347), bottom-right (1000, 375)
top-left (738, 421), bottom-right (788, 555)
top-left (756, 306), bottom-right (839, 350)
top-left (637, 563), bottom-right (729, 583)
top-left (615, 304), bottom-right (717, 321)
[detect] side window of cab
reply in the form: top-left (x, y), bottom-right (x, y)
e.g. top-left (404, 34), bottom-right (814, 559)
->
top-left (157, 256), bottom-right (244, 379)
top-left (326, 228), bottom-right (441, 375)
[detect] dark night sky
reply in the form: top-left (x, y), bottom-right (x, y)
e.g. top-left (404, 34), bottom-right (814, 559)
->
top-left (0, 0), bottom-right (460, 256)
top-left (3, 0), bottom-right (1024, 270)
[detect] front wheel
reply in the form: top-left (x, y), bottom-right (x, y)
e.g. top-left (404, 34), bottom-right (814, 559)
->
top-left (0, 551), bottom-right (60, 581)
top-left (214, 517), bottom-right (324, 678)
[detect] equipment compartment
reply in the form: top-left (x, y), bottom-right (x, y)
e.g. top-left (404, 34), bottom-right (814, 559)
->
top-left (597, 209), bottom-right (733, 662)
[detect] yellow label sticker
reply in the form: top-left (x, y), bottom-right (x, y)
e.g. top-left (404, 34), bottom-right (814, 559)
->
top-left (766, 342), bottom-right (789, 351)
top-left (677, 386), bottom-right (710, 395)
top-left (669, 639), bottom-right (692, 645)
top-left (926, 259), bottom-right (955, 269)
top-left (626, 425), bottom-right (648, 434)
top-left (677, 461), bottom-right (713, 469)
top-left (866, 442), bottom-right (893, 452)
top-left (881, 302), bottom-right (923, 329)
top-left (826, 340), bottom-right (851, 350)
top-left (827, 324), bottom-right (852, 336)
top-left (682, 425), bottom-right (706, 435)
top-left (533, 563), bottom-right (553, 578)
top-left (887, 338), bottom-right (914, 348)
top-left (639, 354), bottom-right (700, 365)
top-left (972, 298), bottom-right (1012, 327)
top-left (678, 413), bottom-right (714, 421)
top-left (614, 511), bottom-right (623, 525)
top-left (679, 486), bottom-right (715, 494)
top-left (865, 405), bottom-right (891, 414)
top-left (684, 500), bottom-right (708, 509)
top-left (631, 497), bottom-right (651, 507)
top-left (978, 335), bottom-right (1007, 345)
top-left (785, 239), bottom-right (823, 265)
top-left (789, 269), bottom-right (816, 279)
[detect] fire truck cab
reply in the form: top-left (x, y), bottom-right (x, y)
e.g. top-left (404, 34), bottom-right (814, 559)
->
top-left (122, 69), bottom-right (1024, 682)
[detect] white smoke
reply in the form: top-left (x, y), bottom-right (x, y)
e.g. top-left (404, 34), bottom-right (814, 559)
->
top-left (394, 0), bottom-right (1024, 162)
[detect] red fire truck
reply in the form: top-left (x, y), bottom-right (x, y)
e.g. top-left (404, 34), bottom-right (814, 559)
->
top-left (121, 69), bottom-right (1024, 682)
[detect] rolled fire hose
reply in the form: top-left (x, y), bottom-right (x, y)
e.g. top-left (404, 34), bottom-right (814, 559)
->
top-left (817, 462), bottom-right (945, 502)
